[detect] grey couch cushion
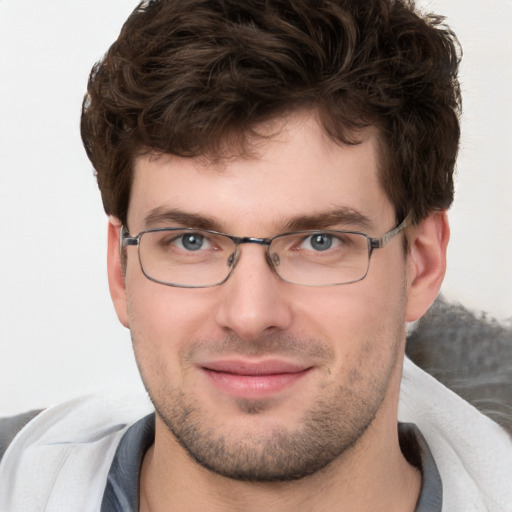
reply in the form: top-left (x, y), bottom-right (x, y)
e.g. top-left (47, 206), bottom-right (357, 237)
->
top-left (0, 409), bottom-right (42, 462)
top-left (407, 296), bottom-right (512, 434)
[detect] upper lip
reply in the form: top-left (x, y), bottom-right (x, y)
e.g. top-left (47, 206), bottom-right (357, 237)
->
top-left (200, 359), bottom-right (311, 376)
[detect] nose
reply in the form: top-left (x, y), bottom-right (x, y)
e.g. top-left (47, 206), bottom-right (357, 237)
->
top-left (214, 244), bottom-right (293, 340)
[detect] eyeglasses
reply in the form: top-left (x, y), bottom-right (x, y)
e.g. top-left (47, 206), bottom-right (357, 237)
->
top-left (121, 216), bottom-right (409, 288)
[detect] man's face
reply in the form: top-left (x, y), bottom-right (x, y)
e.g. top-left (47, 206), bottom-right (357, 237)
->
top-left (118, 112), bottom-right (411, 481)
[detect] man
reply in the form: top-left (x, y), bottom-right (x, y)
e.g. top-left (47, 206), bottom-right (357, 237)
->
top-left (1, 0), bottom-right (511, 511)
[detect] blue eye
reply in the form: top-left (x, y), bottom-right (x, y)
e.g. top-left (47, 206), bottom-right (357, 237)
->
top-left (180, 233), bottom-right (205, 251)
top-left (308, 233), bottom-right (334, 251)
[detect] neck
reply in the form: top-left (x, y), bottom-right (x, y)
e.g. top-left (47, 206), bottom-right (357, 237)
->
top-left (139, 415), bottom-right (421, 512)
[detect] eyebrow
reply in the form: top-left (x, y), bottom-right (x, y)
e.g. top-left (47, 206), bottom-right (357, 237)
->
top-left (282, 208), bottom-right (373, 232)
top-left (143, 208), bottom-right (222, 231)
top-left (142, 206), bottom-right (373, 233)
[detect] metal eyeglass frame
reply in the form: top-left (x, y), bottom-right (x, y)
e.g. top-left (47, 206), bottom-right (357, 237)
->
top-left (120, 214), bottom-right (410, 288)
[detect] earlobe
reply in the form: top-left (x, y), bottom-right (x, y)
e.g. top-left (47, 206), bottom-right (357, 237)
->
top-left (107, 218), bottom-right (130, 328)
top-left (405, 211), bottom-right (450, 322)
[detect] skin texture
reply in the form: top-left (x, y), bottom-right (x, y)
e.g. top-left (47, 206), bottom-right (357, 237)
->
top-left (108, 111), bottom-right (449, 511)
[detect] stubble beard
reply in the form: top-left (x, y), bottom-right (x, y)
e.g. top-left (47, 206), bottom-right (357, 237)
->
top-left (135, 322), bottom-right (405, 483)
top-left (153, 382), bottom-right (380, 482)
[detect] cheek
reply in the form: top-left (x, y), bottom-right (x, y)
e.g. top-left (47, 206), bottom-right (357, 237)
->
top-left (291, 269), bottom-right (407, 361)
top-left (125, 285), bottom-right (213, 399)
top-left (295, 285), bottom-right (402, 334)
top-left (125, 274), bottom-right (212, 367)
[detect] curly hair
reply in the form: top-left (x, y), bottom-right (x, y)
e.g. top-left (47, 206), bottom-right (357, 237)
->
top-left (81, 0), bottom-right (461, 227)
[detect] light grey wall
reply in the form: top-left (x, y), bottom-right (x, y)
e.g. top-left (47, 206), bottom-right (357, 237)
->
top-left (0, 0), bottom-right (510, 415)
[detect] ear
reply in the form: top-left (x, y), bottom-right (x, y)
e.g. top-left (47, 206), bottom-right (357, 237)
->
top-left (107, 217), bottom-right (129, 328)
top-left (405, 211), bottom-right (450, 322)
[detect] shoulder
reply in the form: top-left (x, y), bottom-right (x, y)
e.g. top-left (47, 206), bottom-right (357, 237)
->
top-left (403, 296), bottom-right (512, 509)
top-left (400, 356), bottom-right (512, 511)
top-left (0, 392), bottom-right (153, 512)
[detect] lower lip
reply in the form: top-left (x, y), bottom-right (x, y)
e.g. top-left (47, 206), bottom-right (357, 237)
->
top-left (202, 368), bottom-right (311, 399)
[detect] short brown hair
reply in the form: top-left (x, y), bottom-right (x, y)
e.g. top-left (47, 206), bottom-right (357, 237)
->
top-left (81, 0), bottom-right (461, 227)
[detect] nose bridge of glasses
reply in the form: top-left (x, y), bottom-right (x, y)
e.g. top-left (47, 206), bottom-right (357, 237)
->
top-left (227, 236), bottom-right (277, 271)
top-left (235, 236), bottom-right (272, 247)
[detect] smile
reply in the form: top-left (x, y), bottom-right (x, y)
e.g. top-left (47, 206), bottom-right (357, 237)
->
top-left (200, 359), bottom-right (313, 399)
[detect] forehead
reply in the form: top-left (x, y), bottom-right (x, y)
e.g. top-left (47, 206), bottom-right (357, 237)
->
top-left (128, 112), bottom-right (394, 234)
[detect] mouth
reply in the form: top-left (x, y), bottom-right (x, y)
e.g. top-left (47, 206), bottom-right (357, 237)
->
top-left (199, 359), bottom-right (313, 399)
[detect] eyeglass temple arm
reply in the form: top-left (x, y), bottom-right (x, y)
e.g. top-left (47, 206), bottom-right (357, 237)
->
top-left (370, 214), bottom-right (410, 250)
top-left (120, 228), bottom-right (139, 248)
